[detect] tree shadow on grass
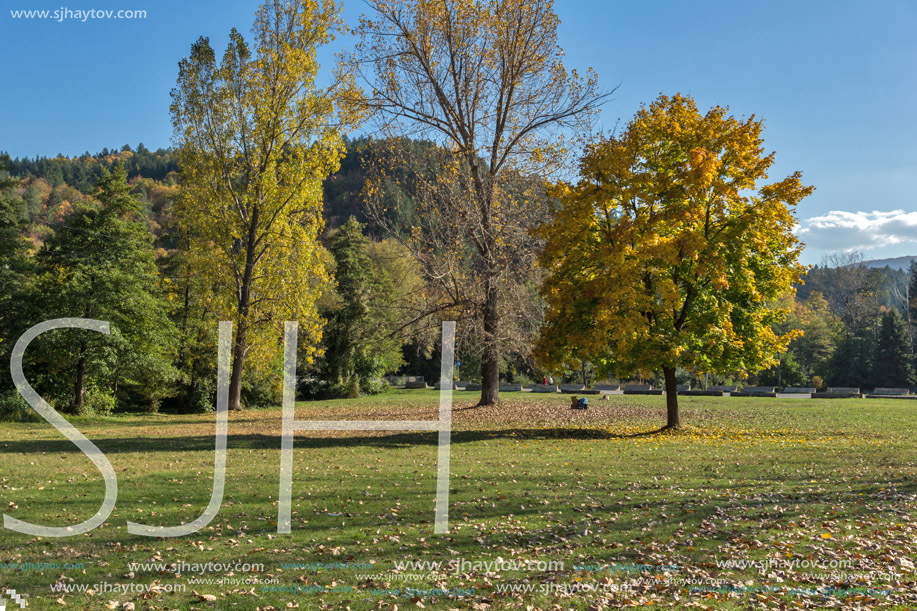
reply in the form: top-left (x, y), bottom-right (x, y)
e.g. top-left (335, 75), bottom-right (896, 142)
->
top-left (0, 425), bottom-right (686, 455)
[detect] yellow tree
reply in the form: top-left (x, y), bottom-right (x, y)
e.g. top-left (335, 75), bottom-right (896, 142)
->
top-left (353, 0), bottom-right (608, 406)
top-left (171, 0), bottom-right (363, 410)
top-left (537, 94), bottom-right (813, 429)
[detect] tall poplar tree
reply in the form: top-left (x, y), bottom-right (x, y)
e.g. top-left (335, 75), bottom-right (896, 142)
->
top-left (171, 0), bottom-right (363, 410)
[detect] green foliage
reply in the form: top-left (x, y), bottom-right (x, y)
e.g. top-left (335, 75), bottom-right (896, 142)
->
top-left (0, 390), bottom-right (40, 423)
top-left (359, 377), bottom-right (390, 395)
top-left (27, 165), bottom-right (178, 412)
top-left (826, 332), bottom-right (874, 389)
top-left (0, 171), bottom-right (38, 392)
top-left (873, 309), bottom-right (916, 388)
top-left (241, 365), bottom-right (281, 410)
top-left (757, 350), bottom-right (807, 388)
top-left (186, 374), bottom-right (217, 414)
top-left (318, 217), bottom-right (404, 395)
top-left (78, 388), bottom-right (117, 417)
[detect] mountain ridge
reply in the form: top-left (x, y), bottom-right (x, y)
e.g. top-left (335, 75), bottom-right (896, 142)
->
top-left (862, 255), bottom-right (916, 270)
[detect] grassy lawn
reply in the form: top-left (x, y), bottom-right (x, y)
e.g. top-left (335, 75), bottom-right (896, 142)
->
top-left (1, 390), bottom-right (916, 610)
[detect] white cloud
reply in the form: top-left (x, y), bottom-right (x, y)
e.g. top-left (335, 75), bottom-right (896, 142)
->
top-left (796, 210), bottom-right (917, 252)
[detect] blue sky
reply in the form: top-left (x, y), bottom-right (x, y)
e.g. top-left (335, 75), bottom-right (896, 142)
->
top-left (1, 0), bottom-right (915, 264)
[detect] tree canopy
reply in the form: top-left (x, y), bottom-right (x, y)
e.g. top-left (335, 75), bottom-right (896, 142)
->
top-left (354, 0), bottom-right (607, 405)
top-left (537, 93), bottom-right (814, 428)
top-left (170, 0), bottom-right (363, 410)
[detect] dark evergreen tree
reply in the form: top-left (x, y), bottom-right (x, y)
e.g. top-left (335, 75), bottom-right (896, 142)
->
top-left (28, 165), bottom-right (177, 412)
top-left (45, 188), bottom-right (63, 222)
top-left (0, 170), bottom-right (35, 393)
top-left (873, 309), bottom-right (916, 389)
top-left (826, 332), bottom-right (873, 390)
top-left (318, 217), bottom-right (403, 396)
top-left (909, 260), bottom-right (917, 361)
top-left (21, 184), bottom-right (42, 221)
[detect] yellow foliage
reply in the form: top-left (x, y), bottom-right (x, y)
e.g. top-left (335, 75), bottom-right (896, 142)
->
top-left (537, 93), bottom-right (813, 380)
top-left (172, 0), bottom-right (364, 375)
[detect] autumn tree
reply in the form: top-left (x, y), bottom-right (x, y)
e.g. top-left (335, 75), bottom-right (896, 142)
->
top-left (537, 94), bottom-right (813, 429)
top-left (171, 0), bottom-right (363, 410)
top-left (353, 0), bottom-right (608, 405)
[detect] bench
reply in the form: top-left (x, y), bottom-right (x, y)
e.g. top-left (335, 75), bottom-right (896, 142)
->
top-left (678, 384), bottom-right (733, 397)
top-left (871, 387), bottom-right (910, 395)
top-left (529, 384), bottom-right (558, 393)
top-left (814, 386), bottom-right (861, 398)
top-left (778, 387), bottom-right (814, 398)
top-left (731, 386), bottom-right (777, 397)
top-left (623, 384), bottom-right (662, 395)
top-left (866, 387), bottom-right (916, 399)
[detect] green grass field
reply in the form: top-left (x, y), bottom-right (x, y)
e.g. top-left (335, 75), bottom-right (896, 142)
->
top-left (1, 391), bottom-right (916, 610)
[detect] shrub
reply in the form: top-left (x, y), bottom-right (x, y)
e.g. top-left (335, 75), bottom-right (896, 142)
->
top-left (341, 378), bottom-right (361, 399)
top-left (78, 389), bottom-right (116, 417)
top-left (359, 377), bottom-right (389, 395)
top-left (241, 367), bottom-right (280, 409)
top-left (188, 375), bottom-right (216, 413)
top-left (0, 390), bottom-right (40, 423)
top-left (297, 377), bottom-right (328, 401)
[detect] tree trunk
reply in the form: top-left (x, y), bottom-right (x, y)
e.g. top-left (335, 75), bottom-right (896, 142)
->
top-left (663, 365), bottom-right (679, 429)
top-left (227, 206), bottom-right (260, 412)
top-left (478, 275), bottom-right (500, 406)
top-left (73, 353), bottom-right (86, 411)
top-left (227, 318), bottom-right (247, 411)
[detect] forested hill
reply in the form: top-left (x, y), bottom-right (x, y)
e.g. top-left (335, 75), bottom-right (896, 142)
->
top-left (0, 145), bottom-right (180, 246)
top-left (3, 140), bottom-right (917, 403)
top-left (1, 145), bottom-right (178, 188)
top-left (3, 140), bottom-right (913, 309)
top-left (0, 136), bottom-right (425, 245)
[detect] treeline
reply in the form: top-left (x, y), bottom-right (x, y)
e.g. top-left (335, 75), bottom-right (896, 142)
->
top-left (0, 138), bottom-right (537, 418)
top-left (755, 254), bottom-right (917, 391)
top-left (1, 144), bottom-right (178, 188)
top-left (1, 138), bottom-right (914, 422)
top-left (1, 0), bottom-right (911, 427)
